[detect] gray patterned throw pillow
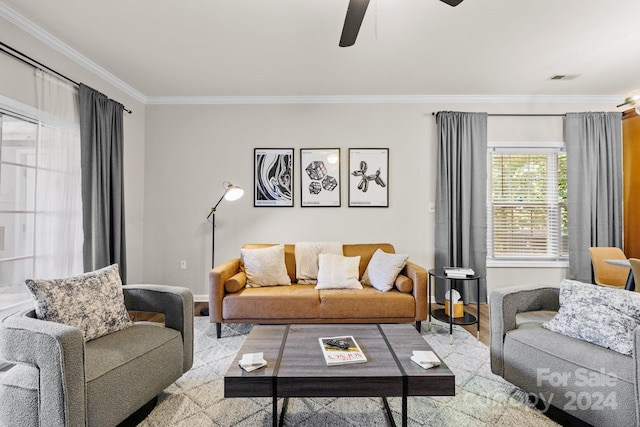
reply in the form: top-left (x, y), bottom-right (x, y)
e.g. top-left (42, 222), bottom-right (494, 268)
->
top-left (25, 264), bottom-right (133, 341)
top-left (543, 279), bottom-right (640, 355)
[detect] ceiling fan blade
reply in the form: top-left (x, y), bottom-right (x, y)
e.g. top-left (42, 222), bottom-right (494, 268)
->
top-left (339, 0), bottom-right (370, 47)
top-left (440, 0), bottom-right (464, 6)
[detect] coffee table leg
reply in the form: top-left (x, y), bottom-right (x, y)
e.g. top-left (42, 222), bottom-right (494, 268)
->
top-left (381, 396), bottom-right (408, 427)
top-left (402, 394), bottom-right (407, 427)
top-left (277, 397), bottom-right (289, 427)
top-left (381, 397), bottom-right (396, 427)
top-left (273, 395), bottom-right (277, 427)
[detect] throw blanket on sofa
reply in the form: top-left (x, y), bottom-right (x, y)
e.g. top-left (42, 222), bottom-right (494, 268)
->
top-left (295, 241), bottom-right (343, 284)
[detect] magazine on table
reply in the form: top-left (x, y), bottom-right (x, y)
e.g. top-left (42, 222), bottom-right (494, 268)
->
top-left (318, 336), bottom-right (367, 366)
top-left (444, 267), bottom-right (475, 278)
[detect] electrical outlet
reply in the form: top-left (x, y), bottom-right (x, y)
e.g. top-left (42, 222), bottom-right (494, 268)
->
top-left (180, 260), bottom-right (187, 270)
top-left (429, 202), bottom-right (436, 213)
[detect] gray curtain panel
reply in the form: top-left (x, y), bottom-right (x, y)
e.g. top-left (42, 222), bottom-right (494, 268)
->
top-left (434, 111), bottom-right (488, 304)
top-left (79, 84), bottom-right (127, 283)
top-left (566, 112), bottom-right (623, 283)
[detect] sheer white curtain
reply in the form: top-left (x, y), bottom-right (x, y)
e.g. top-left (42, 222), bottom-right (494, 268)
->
top-left (34, 70), bottom-right (83, 278)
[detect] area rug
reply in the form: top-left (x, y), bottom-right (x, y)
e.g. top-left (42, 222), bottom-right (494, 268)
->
top-left (138, 318), bottom-right (559, 426)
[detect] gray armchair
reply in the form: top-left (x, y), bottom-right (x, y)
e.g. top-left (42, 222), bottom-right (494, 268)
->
top-left (490, 284), bottom-right (639, 427)
top-left (0, 284), bottom-right (193, 427)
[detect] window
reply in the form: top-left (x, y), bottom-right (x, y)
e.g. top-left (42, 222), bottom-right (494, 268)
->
top-left (0, 111), bottom-right (38, 297)
top-left (487, 143), bottom-right (568, 265)
top-left (1, 86), bottom-right (83, 307)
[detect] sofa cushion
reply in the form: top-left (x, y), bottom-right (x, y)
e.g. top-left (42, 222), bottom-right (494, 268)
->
top-left (504, 326), bottom-right (636, 427)
top-left (315, 254), bottom-right (362, 290)
top-left (294, 241), bottom-right (343, 284)
top-left (515, 310), bottom-right (557, 329)
top-left (224, 272), bottom-right (247, 293)
top-left (319, 287), bottom-right (415, 319)
top-left (362, 248), bottom-right (408, 292)
top-left (543, 279), bottom-right (640, 355)
top-left (222, 284), bottom-right (321, 319)
top-left (344, 243), bottom-right (396, 278)
top-left (85, 323), bottom-right (183, 426)
top-left (24, 264), bottom-right (133, 341)
top-left (242, 244), bottom-right (292, 288)
top-left (506, 327), bottom-right (634, 384)
top-left (242, 244), bottom-right (297, 282)
top-left (394, 274), bottom-right (413, 293)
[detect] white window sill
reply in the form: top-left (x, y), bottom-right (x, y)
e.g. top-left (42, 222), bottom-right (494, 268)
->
top-left (0, 295), bottom-right (33, 319)
top-left (487, 259), bottom-right (569, 268)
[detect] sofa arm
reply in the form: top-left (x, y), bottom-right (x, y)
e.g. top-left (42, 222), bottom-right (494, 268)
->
top-left (123, 285), bottom-right (194, 372)
top-left (209, 258), bottom-right (242, 323)
top-left (489, 284), bottom-right (560, 377)
top-left (404, 261), bottom-right (428, 321)
top-left (0, 310), bottom-right (86, 427)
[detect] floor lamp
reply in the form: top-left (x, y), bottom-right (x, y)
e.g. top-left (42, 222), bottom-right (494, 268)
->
top-left (201, 181), bottom-right (244, 316)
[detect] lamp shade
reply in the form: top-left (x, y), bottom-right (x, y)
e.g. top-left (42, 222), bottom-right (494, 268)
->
top-left (224, 183), bottom-right (244, 201)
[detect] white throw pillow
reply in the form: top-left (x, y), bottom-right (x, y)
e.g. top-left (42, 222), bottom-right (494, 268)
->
top-left (315, 253), bottom-right (362, 290)
top-left (295, 241), bottom-right (343, 284)
top-left (25, 264), bottom-right (133, 341)
top-left (543, 279), bottom-right (640, 355)
top-left (242, 244), bottom-right (292, 287)
top-left (362, 248), bottom-right (409, 292)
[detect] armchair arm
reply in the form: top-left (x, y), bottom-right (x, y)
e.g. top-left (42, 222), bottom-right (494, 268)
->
top-left (404, 261), bottom-right (428, 321)
top-left (209, 258), bottom-right (242, 323)
top-left (123, 285), bottom-right (194, 372)
top-left (0, 310), bottom-right (86, 427)
top-left (489, 284), bottom-right (560, 377)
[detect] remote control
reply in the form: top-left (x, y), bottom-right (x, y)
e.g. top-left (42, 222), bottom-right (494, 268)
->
top-left (325, 339), bottom-right (349, 350)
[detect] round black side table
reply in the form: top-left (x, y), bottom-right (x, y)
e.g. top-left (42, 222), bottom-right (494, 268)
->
top-left (427, 268), bottom-right (481, 343)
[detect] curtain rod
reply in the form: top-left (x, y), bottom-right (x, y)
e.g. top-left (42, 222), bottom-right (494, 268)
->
top-left (431, 112), bottom-right (565, 117)
top-left (0, 41), bottom-right (132, 114)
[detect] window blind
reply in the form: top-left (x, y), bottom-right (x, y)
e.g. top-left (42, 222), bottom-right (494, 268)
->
top-left (488, 151), bottom-right (567, 260)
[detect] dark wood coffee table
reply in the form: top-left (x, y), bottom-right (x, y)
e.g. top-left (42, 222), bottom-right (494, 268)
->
top-left (224, 323), bottom-right (455, 427)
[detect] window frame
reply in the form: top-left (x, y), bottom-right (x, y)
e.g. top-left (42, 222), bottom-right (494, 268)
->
top-left (0, 102), bottom-right (39, 287)
top-left (486, 141), bottom-right (569, 268)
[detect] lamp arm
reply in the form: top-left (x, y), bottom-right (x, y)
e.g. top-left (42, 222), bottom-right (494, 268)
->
top-left (207, 192), bottom-right (227, 219)
top-left (617, 100), bottom-right (635, 108)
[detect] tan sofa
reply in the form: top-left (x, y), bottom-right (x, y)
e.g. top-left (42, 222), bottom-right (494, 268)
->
top-left (209, 243), bottom-right (428, 338)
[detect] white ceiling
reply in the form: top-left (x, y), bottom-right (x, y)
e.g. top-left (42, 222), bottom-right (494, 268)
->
top-left (2, 0), bottom-right (640, 102)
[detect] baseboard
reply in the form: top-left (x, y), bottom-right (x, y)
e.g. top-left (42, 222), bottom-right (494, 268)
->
top-left (194, 294), bottom-right (208, 303)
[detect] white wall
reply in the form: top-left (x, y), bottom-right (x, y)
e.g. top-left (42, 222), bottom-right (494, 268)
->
top-left (0, 21), bottom-right (147, 283)
top-left (143, 101), bottom-right (613, 300)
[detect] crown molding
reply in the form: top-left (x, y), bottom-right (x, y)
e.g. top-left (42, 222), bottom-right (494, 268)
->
top-left (146, 94), bottom-right (621, 106)
top-left (0, 2), bottom-right (146, 104)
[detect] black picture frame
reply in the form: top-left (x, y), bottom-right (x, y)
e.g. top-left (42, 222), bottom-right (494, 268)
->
top-left (300, 148), bottom-right (341, 207)
top-left (348, 148), bottom-right (389, 207)
top-left (254, 148), bottom-right (294, 207)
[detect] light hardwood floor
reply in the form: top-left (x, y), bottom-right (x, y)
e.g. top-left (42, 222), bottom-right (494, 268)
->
top-left (430, 303), bottom-right (490, 346)
top-left (131, 302), bottom-right (491, 347)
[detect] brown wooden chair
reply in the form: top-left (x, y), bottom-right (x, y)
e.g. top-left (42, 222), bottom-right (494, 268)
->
top-left (588, 247), bottom-right (628, 288)
top-left (629, 258), bottom-right (640, 292)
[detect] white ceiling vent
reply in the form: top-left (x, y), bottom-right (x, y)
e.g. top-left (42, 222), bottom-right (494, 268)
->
top-left (549, 74), bottom-right (579, 81)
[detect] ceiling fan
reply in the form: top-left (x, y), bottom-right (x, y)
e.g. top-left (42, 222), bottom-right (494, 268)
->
top-left (339, 0), bottom-right (464, 47)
